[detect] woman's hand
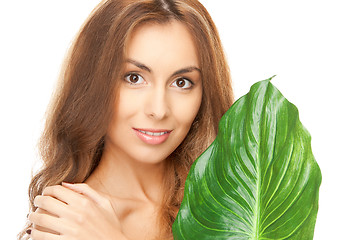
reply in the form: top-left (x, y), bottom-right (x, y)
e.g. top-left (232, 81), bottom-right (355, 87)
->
top-left (28, 182), bottom-right (126, 240)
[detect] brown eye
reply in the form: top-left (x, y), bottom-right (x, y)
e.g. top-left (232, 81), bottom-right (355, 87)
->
top-left (176, 79), bottom-right (185, 87)
top-left (129, 74), bottom-right (139, 83)
top-left (172, 78), bottom-right (193, 89)
top-left (124, 73), bottom-right (145, 85)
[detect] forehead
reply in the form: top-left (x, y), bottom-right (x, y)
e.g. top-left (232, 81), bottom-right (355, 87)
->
top-left (125, 20), bottom-right (199, 69)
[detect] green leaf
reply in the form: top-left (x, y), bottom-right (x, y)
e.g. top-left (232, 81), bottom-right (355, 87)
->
top-left (173, 78), bottom-right (322, 240)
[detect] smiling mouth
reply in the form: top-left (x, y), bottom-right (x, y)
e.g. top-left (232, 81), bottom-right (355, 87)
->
top-left (133, 128), bottom-right (173, 145)
top-left (137, 129), bottom-right (170, 136)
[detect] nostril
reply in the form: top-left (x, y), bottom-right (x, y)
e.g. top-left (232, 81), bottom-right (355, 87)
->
top-left (145, 93), bottom-right (170, 120)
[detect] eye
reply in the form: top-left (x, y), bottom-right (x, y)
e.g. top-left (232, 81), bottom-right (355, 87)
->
top-left (171, 78), bottom-right (193, 89)
top-left (124, 73), bottom-right (145, 85)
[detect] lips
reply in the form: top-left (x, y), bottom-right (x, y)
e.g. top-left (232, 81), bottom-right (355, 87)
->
top-left (133, 128), bottom-right (172, 145)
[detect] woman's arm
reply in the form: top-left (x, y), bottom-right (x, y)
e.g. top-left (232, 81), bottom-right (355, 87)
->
top-left (28, 183), bottom-right (127, 240)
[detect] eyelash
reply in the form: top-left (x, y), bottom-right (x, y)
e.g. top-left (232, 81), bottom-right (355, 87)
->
top-left (124, 73), bottom-right (194, 89)
top-left (171, 77), bottom-right (194, 89)
top-left (124, 73), bottom-right (146, 85)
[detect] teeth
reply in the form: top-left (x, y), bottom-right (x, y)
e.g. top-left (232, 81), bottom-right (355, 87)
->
top-left (138, 130), bottom-right (168, 136)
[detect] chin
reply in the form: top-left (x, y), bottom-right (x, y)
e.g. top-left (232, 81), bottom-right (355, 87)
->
top-left (130, 140), bottom-right (181, 165)
top-left (134, 155), bottom-right (168, 165)
top-left (130, 148), bottom-right (171, 165)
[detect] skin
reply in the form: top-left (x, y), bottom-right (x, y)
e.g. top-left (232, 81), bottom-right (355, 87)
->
top-left (28, 20), bottom-right (202, 240)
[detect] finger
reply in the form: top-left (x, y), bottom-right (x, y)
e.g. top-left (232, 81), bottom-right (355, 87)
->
top-left (62, 182), bottom-right (109, 207)
top-left (33, 208), bottom-right (59, 235)
top-left (43, 184), bottom-right (86, 206)
top-left (27, 228), bottom-right (61, 240)
top-left (34, 195), bottom-right (68, 218)
top-left (28, 212), bottom-right (66, 235)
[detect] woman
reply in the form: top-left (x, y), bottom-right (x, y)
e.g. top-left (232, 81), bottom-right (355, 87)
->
top-left (19, 0), bottom-right (233, 239)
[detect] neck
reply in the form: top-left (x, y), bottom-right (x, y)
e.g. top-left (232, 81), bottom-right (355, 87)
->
top-left (86, 143), bottom-right (166, 205)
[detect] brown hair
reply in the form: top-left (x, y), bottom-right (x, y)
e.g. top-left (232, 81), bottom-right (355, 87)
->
top-left (19, 0), bottom-right (233, 239)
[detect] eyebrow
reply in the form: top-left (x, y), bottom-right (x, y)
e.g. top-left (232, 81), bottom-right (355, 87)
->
top-left (126, 59), bottom-right (201, 77)
top-left (126, 59), bottom-right (152, 73)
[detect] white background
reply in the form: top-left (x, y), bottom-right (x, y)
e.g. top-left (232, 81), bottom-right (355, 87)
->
top-left (1, 0), bottom-right (359, 239)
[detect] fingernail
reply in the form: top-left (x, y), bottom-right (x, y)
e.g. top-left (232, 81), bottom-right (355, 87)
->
top-left (26, 229), bottom-right (32, 235)
top-left (62, 182), bottom-right (74, 185)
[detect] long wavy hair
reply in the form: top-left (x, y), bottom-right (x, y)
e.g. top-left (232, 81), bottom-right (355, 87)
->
top-left (19, 0), bottom-right (234, 239)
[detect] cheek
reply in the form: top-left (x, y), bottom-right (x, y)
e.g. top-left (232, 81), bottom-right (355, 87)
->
top-left (172, 90), bottom-right (202, 130)
top-left (108, 88), bottom-right (141, 135)
top-left (116, 88), bottom-right (143, 118)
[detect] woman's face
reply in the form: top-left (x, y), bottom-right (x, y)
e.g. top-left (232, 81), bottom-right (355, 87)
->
top-left (106, 21), bottom-right (202, 164)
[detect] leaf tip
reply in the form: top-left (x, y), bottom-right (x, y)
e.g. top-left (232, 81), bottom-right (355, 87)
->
top-left (268, 75), bottom-right (277, 81)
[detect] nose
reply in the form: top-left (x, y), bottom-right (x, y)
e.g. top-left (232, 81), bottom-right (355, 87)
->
top-left (145, 86), bottom-right (170, 120)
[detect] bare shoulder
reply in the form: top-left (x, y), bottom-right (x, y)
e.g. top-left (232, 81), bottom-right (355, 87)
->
top-left (85, 178), bottom-right (161, 239)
